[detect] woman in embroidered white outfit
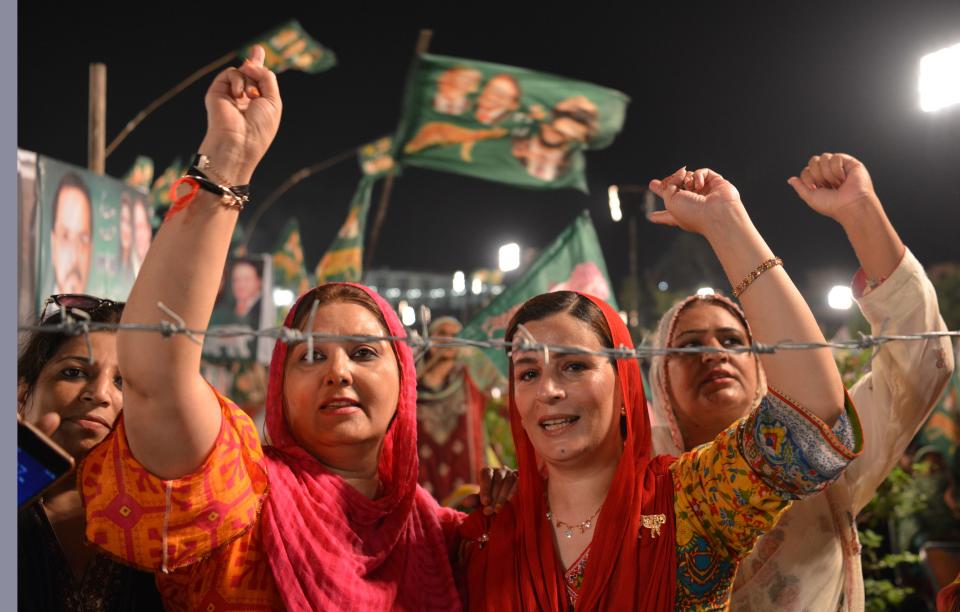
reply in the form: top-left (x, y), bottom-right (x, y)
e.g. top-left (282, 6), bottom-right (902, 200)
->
top-left (649, 152), bottom-right (955, 611)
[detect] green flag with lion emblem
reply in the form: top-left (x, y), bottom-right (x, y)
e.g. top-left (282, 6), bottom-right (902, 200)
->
top-left (394, 54), bottom-right (628, 192)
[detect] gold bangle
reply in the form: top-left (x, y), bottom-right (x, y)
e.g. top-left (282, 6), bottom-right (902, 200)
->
top-left (732, 257), bottom-right (783, 298)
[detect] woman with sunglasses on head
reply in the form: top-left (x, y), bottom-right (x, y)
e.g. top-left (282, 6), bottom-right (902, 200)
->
top-left (18, 295), bottom-right (164, 611)
top-left (648, 154), bottom-right (955, 611)
top-left (462, 166), bottom-right (864, 611)
top-left (78, 46), bottom-right (513, 611)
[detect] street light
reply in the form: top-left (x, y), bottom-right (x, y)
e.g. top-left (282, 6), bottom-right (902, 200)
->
top-left (452, 271), bottom-right (466, 295)
top-left (827, 285), bottom-right (854, 310)
top-left (608, 185), bottom-right (623, 222)
top-left (920, 42), bottom-right (960, 112)
top-left (398, 300), bottom-right (416, 326)
top-left (498, 242), bottom-right (521, 272)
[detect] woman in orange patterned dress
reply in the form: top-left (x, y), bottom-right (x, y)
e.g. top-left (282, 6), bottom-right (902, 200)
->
top-left (80, 46), bottom-right (507, 611)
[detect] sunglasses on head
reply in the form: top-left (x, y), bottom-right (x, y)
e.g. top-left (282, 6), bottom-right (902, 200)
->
top-left (40, 294), bottom-right (125, 324)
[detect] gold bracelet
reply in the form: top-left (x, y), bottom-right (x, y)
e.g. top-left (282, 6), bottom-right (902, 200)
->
top-left (732, 257), bottom-right (783, 298)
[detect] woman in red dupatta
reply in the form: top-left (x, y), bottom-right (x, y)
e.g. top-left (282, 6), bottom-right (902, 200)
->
top-left (465, 167), bottom-right (860, 611)
top-left (465, 291), bottom-right (677, 611)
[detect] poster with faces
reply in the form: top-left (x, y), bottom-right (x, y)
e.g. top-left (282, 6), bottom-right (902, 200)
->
top-left (35, 156), bottom-right (155, 314)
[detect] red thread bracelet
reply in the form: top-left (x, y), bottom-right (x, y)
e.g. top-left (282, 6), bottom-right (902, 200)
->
top-left (164, 176), bottom-right (200, 221)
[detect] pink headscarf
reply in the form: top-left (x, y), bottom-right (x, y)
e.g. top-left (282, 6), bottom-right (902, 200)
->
top-left (259, 283), bottom-right (462, 611)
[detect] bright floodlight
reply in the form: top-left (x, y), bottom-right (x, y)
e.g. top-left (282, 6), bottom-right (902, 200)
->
top-left (920, 42), bottom-right (960, 112)
top-left (452, 271), bottom-right (466, 295)
top-left (400, 305), bottom-right (416, 326)
top-left (272, 288), bottom-right (295, 307)
top-left (696, 287), bottom-right (715, 296)
top-left (499, 242), bottom-right (521, 272)
top-left (827, 285), bottom-right (854, 310)
top-left (398, 300), bottom-right (416, 326)
top-left (471, 277), bottom-right (483, 295)
top-left (608, 185), bottom-right (623, 222)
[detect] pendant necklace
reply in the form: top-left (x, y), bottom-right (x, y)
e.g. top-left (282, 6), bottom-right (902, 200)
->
top-left (545, 498), bottom-right (602, 539)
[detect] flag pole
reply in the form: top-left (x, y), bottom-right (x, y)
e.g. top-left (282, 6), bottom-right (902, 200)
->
top-left (363, 28), bottom-right (433, 271)
top-left (104, 51), bottom-right (237, 160)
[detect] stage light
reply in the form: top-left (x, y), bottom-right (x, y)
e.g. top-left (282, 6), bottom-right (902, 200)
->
top-left (827, 285), bottom-right (854, 310)
top-left (920, 42), bottom-right (960, 112)
top-left (498, 243), bottom-right (521, 272)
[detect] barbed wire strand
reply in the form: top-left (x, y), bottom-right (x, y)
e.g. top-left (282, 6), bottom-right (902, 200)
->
top-left (19, 302), bottom-right (960, 364)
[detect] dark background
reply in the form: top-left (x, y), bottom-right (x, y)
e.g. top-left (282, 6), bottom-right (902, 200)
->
top-left (18, 2), bottom-right (960, 322)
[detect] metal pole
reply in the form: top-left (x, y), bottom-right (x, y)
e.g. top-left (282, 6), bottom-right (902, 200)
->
top-left (87, 63), bottom-right (107, 174)
top-left (364, 28), bottom-right (433, 271)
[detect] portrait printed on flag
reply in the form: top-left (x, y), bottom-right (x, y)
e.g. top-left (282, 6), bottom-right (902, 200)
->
top-left (395, 54), bottom-right (628, 192)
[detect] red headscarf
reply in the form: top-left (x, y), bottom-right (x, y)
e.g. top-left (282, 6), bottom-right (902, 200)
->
top-left (466, 292), bottom-right (678, 611)
top-left (259, 283), bottom-right (462, 611)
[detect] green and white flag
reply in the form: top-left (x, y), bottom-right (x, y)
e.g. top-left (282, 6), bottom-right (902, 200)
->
top-left (314, 137), bottom-right (395, 283)
top-left (122, 156), bottom-right (154, 191)
top-left (273, 218), bottom-right (312, 297)
top-left (239, 20), bottom-right (336, 74)
top-left (394, 53), bottom-right (628, 192)
top-left (460, 211), bottom-right (617, 375)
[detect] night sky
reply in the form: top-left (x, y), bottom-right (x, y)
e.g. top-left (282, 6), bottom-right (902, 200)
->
top-left (18, 3), bottom-right (960, 322)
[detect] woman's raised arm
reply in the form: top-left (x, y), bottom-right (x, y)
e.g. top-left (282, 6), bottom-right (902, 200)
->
top-left (649, 167), bottom-right (845, 425)
top-left (118, 46), bottom-right (282, 478)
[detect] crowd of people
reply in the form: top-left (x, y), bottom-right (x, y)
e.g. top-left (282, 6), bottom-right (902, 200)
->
top-left (17, 46), bottom-right (959, 611)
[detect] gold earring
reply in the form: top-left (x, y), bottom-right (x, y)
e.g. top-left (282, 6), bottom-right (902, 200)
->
top-left (620, 406), bottom-right (626, 416)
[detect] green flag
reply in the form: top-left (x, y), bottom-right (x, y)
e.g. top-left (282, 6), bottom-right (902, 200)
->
top-left (148, 157), bottom-right (186, 229)
top-left (273, 218), bottom-right (312, 296)
top-left (314, 137), bottom-right (395, 282)
top-left (460, 211), bottom-right (618, 375)
top-left (394, 53), bottom-right (628, 192)
top-left (150, 157), bottom-right (185, 207)
top-left (239, 20), bottom-right (336, 74)
top-left (122, 156), bottom-right (154, 191)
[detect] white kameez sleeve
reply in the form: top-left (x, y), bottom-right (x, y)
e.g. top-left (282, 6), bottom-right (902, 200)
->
top-left (843, 248), bottom-right (955, 514)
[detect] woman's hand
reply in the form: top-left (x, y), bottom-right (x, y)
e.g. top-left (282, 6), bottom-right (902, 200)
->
top-left (198, 45), bottom-right (282, 185)
top-left (478, 467), bottom-right (519, 515)
top-left (647, 167), bottom-right (746, 238)
top-left (787, 153), bottom-right (877, 225)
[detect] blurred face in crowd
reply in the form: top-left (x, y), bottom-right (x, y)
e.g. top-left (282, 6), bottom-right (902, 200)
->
top-left (430, 319), bottom-right (462, 363)
top-left (50, 185), bottom-right (92, 294)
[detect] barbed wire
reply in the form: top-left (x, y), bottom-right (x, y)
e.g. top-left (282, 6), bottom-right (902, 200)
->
top-left (19, 302), bottom-right (959, 366)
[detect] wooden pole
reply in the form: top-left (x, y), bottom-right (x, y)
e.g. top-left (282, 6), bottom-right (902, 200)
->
top-left (363, 29), bottom-right (433, 272)
top-left (87, 63), bottom-right (107, 174)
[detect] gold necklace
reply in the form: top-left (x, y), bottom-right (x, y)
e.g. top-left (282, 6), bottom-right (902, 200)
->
top-left (545, 501), bottom-right (602, 539)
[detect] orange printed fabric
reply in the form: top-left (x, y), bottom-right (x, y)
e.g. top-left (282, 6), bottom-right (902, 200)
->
top-left (80, 390), bottom-right (279, 610)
